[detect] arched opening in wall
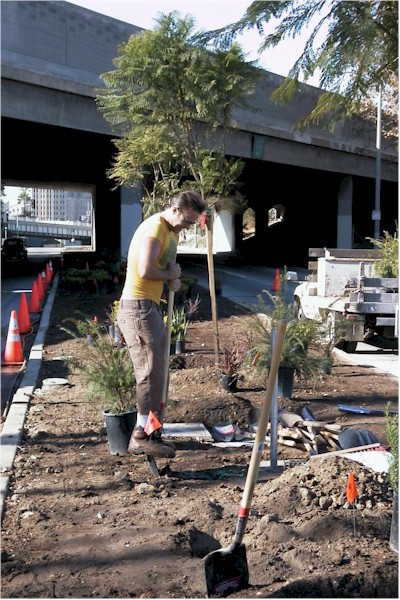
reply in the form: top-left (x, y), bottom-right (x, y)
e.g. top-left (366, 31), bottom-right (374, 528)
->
top-left (242, 207), bottom-right (255, 240)
top-left (1, 183), bottom-right (95, 253)
top-left (268, 204), bottom-right (286, 227)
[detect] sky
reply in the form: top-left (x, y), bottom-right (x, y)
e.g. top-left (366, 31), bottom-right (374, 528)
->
top-left (66, 0), bottom-right (322, 84)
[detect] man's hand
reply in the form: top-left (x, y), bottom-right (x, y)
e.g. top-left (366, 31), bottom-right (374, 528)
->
top-left (168, 278), bottom-right (181, 292)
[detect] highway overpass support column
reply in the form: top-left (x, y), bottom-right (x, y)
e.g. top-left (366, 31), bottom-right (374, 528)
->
top-left (120, 186), bottom-right (142, 260)
top-left (337, 176), bottom-right (353, 248)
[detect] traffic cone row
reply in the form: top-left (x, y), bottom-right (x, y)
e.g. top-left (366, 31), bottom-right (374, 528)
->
top-left (2, 260), bottom-right (54, 364)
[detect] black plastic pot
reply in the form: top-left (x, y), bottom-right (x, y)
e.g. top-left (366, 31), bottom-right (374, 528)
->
top-left (277, 367), bottom-right (295, 398)
top-left (103, 409), bottom-right (136, 455)
top-left (175, 339), bottom-right (186, 354)
top-left (221, 373), bottom-right (238, 392)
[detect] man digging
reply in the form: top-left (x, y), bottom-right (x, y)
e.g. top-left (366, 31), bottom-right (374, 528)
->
top-left (117, 190), bottom-right (207, 457)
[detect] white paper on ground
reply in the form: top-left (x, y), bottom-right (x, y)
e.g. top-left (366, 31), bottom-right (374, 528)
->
top-left (343, 450), bottom-right (392, 473)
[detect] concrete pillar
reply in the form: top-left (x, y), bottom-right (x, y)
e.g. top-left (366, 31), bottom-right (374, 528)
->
top-left (120, 186), bottom-right (142, 260)
top-left (213, 209), bottom-right (234, 253)
top-left (337, 176), bottom-right (353, 248)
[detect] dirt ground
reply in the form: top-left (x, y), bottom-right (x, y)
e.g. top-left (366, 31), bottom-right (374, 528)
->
top-left (1, 280), bottom-right (399, 599)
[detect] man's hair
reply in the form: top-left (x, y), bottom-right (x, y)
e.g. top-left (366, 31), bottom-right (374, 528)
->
top-left (171, 191), bottom-right (207, 214)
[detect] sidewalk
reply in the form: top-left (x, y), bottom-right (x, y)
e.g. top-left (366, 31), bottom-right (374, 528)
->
top-left (0, 273), bottom-right (59, 520)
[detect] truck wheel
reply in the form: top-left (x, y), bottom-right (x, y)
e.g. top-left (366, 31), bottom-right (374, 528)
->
top-left (294, 298), bottom-right (305, 320)
top-left (338, 340), bottom-right (357, 353)
top-left (325, 312), bottom-right (336, 346)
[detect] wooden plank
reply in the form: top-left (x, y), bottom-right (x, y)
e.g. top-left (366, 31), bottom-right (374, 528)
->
top-left (310, 442), bottom-right (381, 459)
top-left (308, 260), bottom-right (318, 271)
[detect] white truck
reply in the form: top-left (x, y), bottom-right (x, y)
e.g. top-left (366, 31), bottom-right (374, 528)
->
top-left (293, 248), bottom-right (399, 352)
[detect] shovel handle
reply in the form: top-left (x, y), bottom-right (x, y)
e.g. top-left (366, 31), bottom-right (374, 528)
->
top-left (232, 320), bottom-right (287, 546)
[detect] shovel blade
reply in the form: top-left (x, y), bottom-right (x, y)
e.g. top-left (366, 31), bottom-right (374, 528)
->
top-left (204, 543), bottom-right (249, 597)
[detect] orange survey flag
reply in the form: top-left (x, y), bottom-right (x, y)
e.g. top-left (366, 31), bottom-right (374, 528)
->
top-left (347, 472), bottom-right (358, 504)
top-left (144, 411), bottom-right (162, 436)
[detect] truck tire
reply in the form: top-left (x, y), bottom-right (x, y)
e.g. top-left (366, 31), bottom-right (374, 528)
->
top-left (326, 312), bottom-right (357, 353)
top-left (337, 340), bottom-right (358, 353)
top-left (294, 297), bottom-right (305, 320)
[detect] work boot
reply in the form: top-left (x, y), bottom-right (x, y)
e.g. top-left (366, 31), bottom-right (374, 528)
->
top-left (128, 426), bottom-right (175, 458)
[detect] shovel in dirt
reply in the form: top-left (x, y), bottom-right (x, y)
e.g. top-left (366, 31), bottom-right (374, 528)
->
top-left (204, 321), bottom-right (287, 598)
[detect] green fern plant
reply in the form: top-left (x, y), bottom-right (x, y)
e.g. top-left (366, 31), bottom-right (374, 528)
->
top-left (60, 314), bottom-right (136, 414)
top-left (367, 227), bottom-right (398, 277)
top-left (386, 403), bottom-right (398, 491)
top-left (248, 281), bottom-right (323, 384)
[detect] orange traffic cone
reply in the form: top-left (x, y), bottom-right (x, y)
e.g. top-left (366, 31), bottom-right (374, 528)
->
top-left (18, 292), bottom-right (31, 334)
top-left (41, 270), bottom-right (48, 294)
top-left (49, 259), bottom-right (54, 278)
top-left (3, 310), bottom-right (24, 365)
top-left (29, 280), bottom-right (42, 313)
top-left (37, 272), bottom-right (45, 301)
top-left (272, 268), bottom-right (280, 292)
top-left (45, 263), bottom-right (52, 285)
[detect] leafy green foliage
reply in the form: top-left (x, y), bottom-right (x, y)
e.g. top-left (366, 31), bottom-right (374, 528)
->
top-left (61, 314), bottom-right (136, 414)
top-left (386, 403), bottom-right (398, 491)
top-left (198, 0), bottom-right (398, 131)
top-left (367, 228), bottom-right (399, 277)
top-left (248, 281), bottom-right (323, 382)
top-left (170, 306), bottom-right (189, 342)
top-left (96, 12), bottom-right (260, 207)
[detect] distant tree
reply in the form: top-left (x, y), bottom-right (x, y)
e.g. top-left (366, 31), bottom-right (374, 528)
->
top-left (197, 0), bottom-right (398, 132)
top-left (96, 12), bottom-right (261, 363)
top-left (18, 189), bottom-right (33, 217)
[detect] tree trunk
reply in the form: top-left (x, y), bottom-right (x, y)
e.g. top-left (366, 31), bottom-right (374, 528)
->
top-left (206, 214), bottom-right (220, 366)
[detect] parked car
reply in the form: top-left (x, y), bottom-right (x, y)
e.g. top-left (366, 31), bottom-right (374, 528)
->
top-left (1, 236), bottom-right (29, 269)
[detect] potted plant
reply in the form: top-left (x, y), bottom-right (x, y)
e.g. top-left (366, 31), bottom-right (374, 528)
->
top-left (248, 281), bottom-right (323, 398)
top-left (219, 332), bottom-right (254, 392)
top-left (185, 293), bottom-right (201, 321)
top-left (61, 314), bottom-right (136, 455)
top-left (386, 403), bottom-right (398, 553)
top-left (170, 306), bottom-right (189, 354)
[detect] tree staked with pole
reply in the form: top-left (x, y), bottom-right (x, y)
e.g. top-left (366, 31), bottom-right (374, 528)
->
top-left (96, 12), bottom-right (261, 365)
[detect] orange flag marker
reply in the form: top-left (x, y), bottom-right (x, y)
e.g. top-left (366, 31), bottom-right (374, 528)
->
top-left (144, 411), bottom-right (162, 436)
top-left (347, 472), bottom-right (358, 504)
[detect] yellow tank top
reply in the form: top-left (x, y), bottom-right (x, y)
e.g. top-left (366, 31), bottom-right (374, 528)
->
top-left (122, 214), bottom-right (178, 304)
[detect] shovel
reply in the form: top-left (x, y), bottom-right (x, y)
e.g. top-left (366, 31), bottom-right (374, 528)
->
top-left (204, 321), bottom-right (287, 598)
top-left (146, 288), bottom-right (175, 477)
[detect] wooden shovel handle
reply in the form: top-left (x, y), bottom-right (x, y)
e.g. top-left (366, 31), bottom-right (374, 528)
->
top-left (232, 321), bottom-right (287, 547)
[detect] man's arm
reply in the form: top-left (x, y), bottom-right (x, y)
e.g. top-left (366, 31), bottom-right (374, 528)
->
top-left (137, 237), bottom-right (181, 282)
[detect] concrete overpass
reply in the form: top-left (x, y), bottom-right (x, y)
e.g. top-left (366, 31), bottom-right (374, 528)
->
top-left (1, 0), bottom-right (398, 267)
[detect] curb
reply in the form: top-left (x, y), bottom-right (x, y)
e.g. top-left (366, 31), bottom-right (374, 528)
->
top-left (0, 273), bottom-right (59, 521)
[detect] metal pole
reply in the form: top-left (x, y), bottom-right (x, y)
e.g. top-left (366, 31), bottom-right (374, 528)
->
top-left (374, 86), bottom-right (382, 240)
top-left (269, 328), bottom-right (278, 469)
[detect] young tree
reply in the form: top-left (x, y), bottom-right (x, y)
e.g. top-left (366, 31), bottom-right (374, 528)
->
top-left (96, 12), bottom-right (261, 364)
top-left (197, 0), bottom-right (398, 132)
